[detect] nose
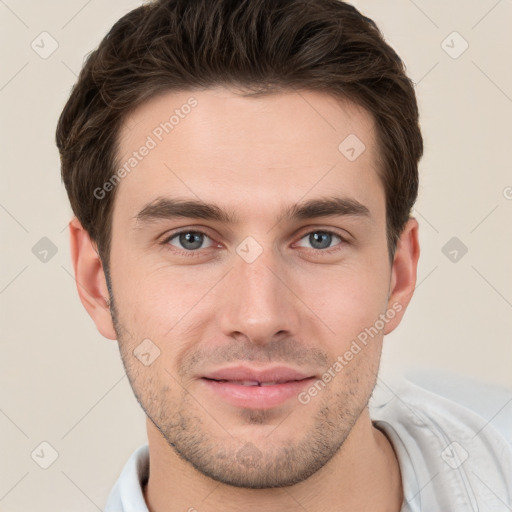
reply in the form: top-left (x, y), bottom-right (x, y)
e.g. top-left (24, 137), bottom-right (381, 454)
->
top-left (217, 245), bottom-right (301, 347)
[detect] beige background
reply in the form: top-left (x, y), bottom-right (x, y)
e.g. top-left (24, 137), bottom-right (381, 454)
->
top-left (1, 0), bottom-right (511, 510)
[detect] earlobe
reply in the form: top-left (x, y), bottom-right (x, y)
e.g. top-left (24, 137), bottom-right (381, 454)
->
top-left (384, 217), bottom-right (420, 335)
top-left (69, 217), bottom-right (117, 340)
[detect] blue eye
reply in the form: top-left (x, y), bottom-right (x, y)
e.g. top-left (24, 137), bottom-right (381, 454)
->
top-left (166, 231), bottom-right (213, 251)
top-left (296, 231), bottom-right (344, 250)
top-left (162, 228), bottom-right (346, 255)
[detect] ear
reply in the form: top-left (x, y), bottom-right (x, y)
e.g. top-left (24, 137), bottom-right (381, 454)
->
top-left (383, 217), bottom-right (420, 335)
top-left (69, 217), bottom-right (117, 340)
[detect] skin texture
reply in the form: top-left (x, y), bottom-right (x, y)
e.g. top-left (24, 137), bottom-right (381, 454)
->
top-left (70, 87), bottom-right (420, 511)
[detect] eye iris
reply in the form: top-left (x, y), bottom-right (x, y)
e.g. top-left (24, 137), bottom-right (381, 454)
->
top-left (180, 232), bottom-right (203, 250)
top-left (174, 232), bottom-right (336, 251)
top-left (310, 232), bottom-right (332, 250)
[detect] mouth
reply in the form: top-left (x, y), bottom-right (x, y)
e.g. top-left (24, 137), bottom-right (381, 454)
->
top-left (199, 367), bottom-right (317, 409)
top-left (202, 378), bottom-right (311, 386)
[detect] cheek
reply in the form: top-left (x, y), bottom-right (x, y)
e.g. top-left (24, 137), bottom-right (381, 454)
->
top-left (111, 262), bottom-right (221, 348)
top-left (293, 260), bottom-right (390, 338)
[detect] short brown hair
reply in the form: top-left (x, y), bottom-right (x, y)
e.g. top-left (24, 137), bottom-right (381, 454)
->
top-left (56, 0), bottom-right (423, 270)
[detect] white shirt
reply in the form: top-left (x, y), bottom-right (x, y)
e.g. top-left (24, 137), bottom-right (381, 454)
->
top-left (104, 373), bottom-right (512, 511)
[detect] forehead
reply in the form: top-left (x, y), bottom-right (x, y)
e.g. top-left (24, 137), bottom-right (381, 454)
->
top-left (113, 87), bottom-right (384, 226)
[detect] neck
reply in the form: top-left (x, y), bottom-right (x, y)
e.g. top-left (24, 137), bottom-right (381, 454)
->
top-left (142, 408), bottom-right (403, 512)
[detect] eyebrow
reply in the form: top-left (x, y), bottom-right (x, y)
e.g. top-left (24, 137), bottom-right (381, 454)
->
top-left (133, 196), bottom-right (371, 226)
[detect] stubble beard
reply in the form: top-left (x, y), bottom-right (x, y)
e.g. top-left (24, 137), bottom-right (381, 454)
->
top-left (108, 293), bottom-right (378, 489)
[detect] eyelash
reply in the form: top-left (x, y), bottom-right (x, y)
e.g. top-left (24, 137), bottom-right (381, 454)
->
top-left (160, 228), bottom-right (349, 257)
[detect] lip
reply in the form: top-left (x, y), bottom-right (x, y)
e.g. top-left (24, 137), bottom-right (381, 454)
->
top-left (202, 365), bottom-right (313, 383)
top-left (199, 365), bottom-right (317, 409)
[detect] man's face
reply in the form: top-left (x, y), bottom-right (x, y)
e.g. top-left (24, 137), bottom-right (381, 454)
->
top-left (108, 87), bottom-right (397, 487)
